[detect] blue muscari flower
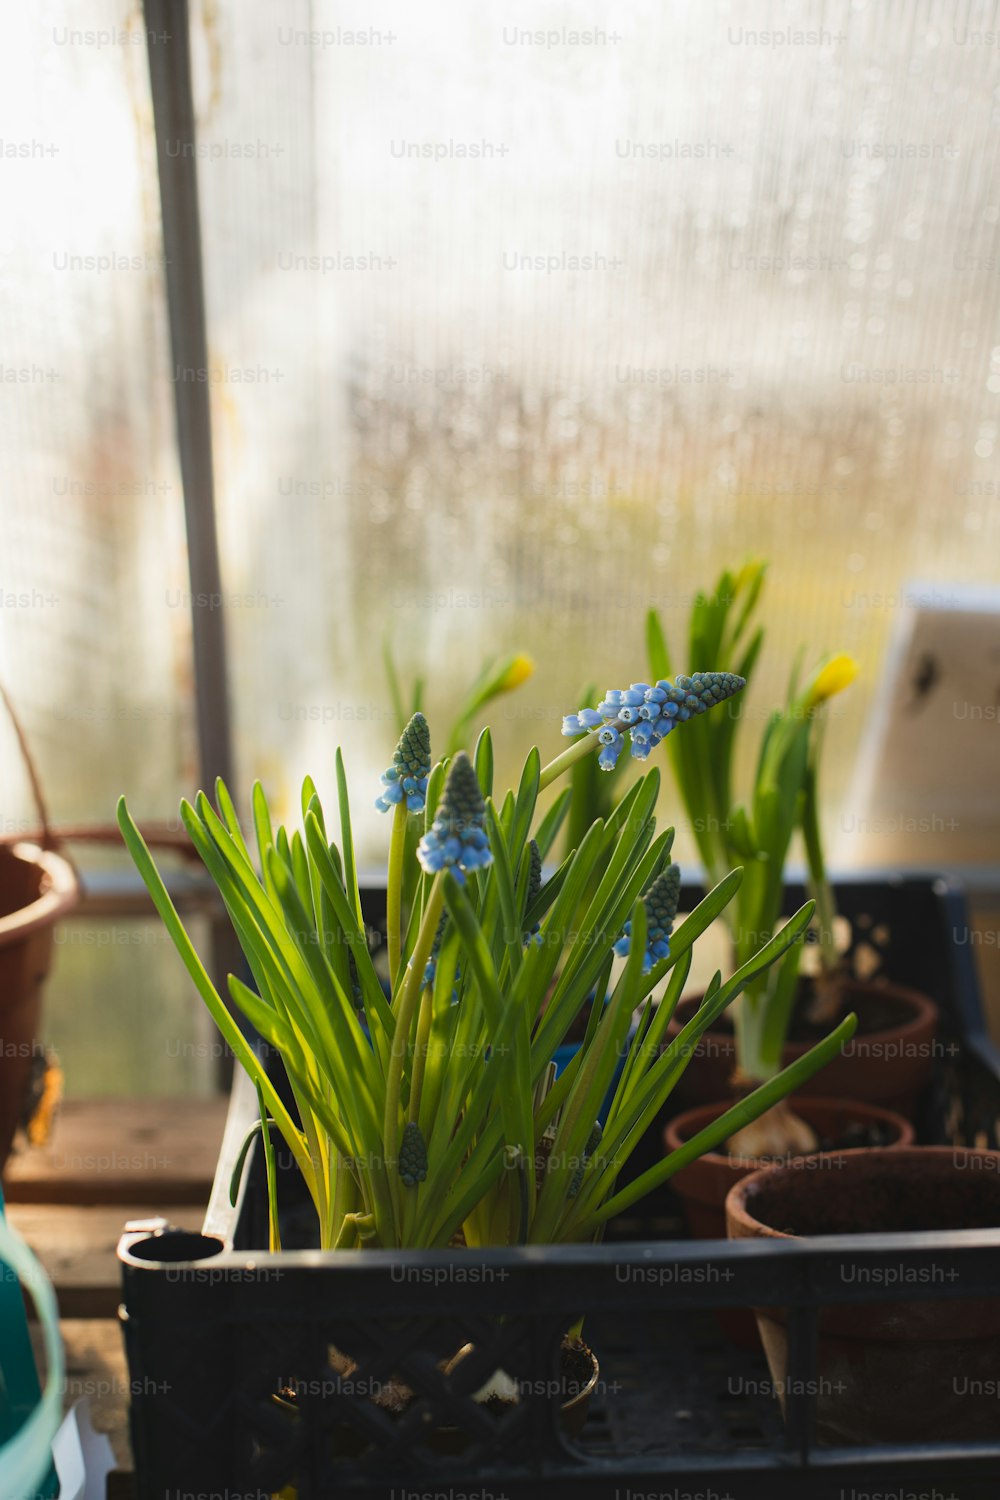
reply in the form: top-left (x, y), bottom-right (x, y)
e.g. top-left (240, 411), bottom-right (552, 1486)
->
top-left (562, 672), bottom-right (745, 772)
top-left (416, 751), bottom-right (492, 885)
top-left (375, 712), bottom-right (431, 813)
top-left (614, 863), bottom-right (682, 974)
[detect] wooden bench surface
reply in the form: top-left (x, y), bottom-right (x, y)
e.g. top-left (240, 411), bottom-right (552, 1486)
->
top-left (8, 1203), bottom-right (208, 1319)
top-left (3, 1095), bottom-right (228, 1204)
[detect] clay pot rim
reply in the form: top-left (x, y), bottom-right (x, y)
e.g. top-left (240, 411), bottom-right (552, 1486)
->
top-left (557, 1339), bottom-right (600, 1415)
top-left (726, 1145), bottom-right (1000, 1242)
top-left (665, 1095), bottom-right (915, 1169)
top-left (670, 975), bottom-right (937, 1046)
top-left (0, 841), bottom-right (78, 948)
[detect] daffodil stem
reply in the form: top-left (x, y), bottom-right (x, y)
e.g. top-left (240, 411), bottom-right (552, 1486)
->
top-left (538, 731), bottom-right (602, 791)
top-left (386, 800), bottom-right (408, 994)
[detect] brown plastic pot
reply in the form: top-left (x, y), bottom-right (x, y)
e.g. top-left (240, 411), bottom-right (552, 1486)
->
top-left (665, 1095), bottom-right (915, 1241)
top-left (726, 1146), bottom-right (1000, 1444)
top-left (0, 840), bottom-right (78, 1167)
top-left (665, 978), bottom-right (938, 1116)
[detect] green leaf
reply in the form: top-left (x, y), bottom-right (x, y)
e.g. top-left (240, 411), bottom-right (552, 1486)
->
top-left (484, 798), bottom-right (523, 974)
top-left (646, 607), bottom-right (672, 680)
top-left (441, 874), bottom-right (533, 1164)
top-left (531, 900), bottom-right (648, 1241)
top-left (590, 1011), bottom-right (858, 1223)
top-left (509, 746), bottom-right (541, 860)
top-left (336, 747), bottom-right (363, 927)
top-left (303, 811), bottom-right (395, 1063)
top-left (474, 727), bottom-right (494, 798)
top-left (534, 787), bottom-right (572, 861)
top-left (116, 796), bottom-right (317, 1199)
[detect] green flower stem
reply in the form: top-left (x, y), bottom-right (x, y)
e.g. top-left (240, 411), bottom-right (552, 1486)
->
top-left (538, 730), bottom-right (603, 791)
top-left (386, 800), bottom-right (408, 993)
top-left (802, 756), bottom-right (838, 974)
top-left (382, 874), bottom-right (446, 1226)
top-left (407, 984), bottom-right (435, 1126)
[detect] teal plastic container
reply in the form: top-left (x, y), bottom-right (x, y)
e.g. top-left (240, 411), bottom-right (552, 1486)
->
top-left (0, 1184), bottom-right (63, 1499)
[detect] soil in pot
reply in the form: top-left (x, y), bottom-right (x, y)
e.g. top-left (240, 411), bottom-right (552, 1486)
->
top-left (665, 977), bottom-right (938, 1117)
top-left (726, 1146), bottom-right (1000, 1444)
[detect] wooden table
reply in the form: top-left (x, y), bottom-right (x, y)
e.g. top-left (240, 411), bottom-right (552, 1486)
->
top-left (4, 1095), bottom-right (228, 1498)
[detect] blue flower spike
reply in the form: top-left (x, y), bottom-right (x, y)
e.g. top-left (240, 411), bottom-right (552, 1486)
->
top-left (421, 911), bottom-right (461, 997)
top-left (399, 1121), bottom-right (428, 1187)
top-left (422, 912), bottom-right (447, 988)
top-left (416, 751), bottom-right (493, 885)
top-left (615, 863), bottom-right (683, 974)
top-left (563, 672), bottom-right (745, 771)
top-left (375, 712), bottom-right (431, 813)
top-left (523, 839), bottom-right (543, 946)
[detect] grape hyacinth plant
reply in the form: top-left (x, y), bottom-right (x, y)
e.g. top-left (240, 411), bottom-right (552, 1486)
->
top-left (117, 662), bottom-right (855, 1252)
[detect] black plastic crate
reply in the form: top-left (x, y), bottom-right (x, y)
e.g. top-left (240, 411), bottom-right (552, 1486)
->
top-left (117, 875), bottom-right (1000, 1498)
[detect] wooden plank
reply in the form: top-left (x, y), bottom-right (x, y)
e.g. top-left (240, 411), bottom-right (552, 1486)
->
top-left (30, 1318), bottom-right (133, 1497)
top-left (3, 1096), bottom-right (228, 1206)
top-left (8, 1204), bottom-right (206, 1319)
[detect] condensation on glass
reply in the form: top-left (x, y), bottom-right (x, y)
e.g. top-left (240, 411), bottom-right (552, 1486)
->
top-left (2, 0), bottom-right (1000, 1085)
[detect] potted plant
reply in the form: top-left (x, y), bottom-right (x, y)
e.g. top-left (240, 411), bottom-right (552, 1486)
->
top-left (651, 565), bottom-right (937, 1122)
top-left (0, 686), bottom-right (79, 1172)
top-left (727, 1145), bottom-right (1000, 1444)
top-left (650, 566), bottom-right (929, 1242)
top-left (115, 665), bottom-right (856, 1476)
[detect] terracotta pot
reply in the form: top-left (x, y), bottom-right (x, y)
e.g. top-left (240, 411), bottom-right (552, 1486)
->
top-left (726, 1146), bottom-right (1000, 1444)
top-left (0, 841), bottom-right (78, 1168)
top-left (665, 1095), bottom-right (915, 1241)
top-left (666, 1097), bottom-right (914, 1349)
top-left (665, 978), bottom-right (938, 1116)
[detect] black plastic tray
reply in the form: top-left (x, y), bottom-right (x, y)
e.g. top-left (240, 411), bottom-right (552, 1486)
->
top-left (117, 875), bottom-right (1000, 1498)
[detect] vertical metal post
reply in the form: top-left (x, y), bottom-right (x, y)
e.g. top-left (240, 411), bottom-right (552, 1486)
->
top-left (144, 0), bottom-right (239, 1083)
top-left (143, 0), bottom-right (233, 794)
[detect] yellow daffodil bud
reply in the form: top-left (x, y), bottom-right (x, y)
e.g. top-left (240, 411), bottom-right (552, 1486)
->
top-left (495, 652), bottom-right (535, 693)
top-left (803, 652), bottom-right (858, 708)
